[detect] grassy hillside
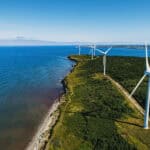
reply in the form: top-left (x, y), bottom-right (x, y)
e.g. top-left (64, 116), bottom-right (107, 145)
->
top-left (47, 55), bottom-right (150, 150)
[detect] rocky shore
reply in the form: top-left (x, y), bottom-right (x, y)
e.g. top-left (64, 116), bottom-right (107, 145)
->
top-left (25, 95), bottom-right (66, 150)
top-left (25, 57), bottom-right (76, 150)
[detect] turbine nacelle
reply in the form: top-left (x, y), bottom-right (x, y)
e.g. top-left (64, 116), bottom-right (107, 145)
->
top-left (88, 44), bottom-right (96, 49)
top-left (145, 43), bottom-right (150, 72)
top-left (95, 47), bottom-right (112, 55)
top-left (145, 71), bottom-right (150, 76)
top-left (95, 48), bottom-right (105, 54)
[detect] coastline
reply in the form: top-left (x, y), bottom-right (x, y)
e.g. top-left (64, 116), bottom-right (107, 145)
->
top-left (25, 57), bottom-right (76, 150)
top-left (26, 55), bottom-right (150, 150)
top-left (25, 97), bottom-right (62, 150)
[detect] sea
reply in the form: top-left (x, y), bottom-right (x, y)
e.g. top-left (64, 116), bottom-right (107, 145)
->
top-left (0, 46), bottom-right (146, 150)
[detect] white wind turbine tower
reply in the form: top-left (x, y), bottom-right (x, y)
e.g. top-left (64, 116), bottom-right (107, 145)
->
top-left (76, 44), bottom-right (81, 56)
top-left (88, 44), bottom-right (96, 60)
top-left (130, 43), bottom-right (150, 129)
top-left (95, 46), bottom-right (112, 75)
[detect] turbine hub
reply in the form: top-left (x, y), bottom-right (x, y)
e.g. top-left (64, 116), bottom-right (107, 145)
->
top-left (145, 70), bottom-right (150, 76)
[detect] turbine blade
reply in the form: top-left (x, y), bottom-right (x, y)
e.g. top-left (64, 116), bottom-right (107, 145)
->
top-left (130, 74), bottom-right (146, 97)
top-left (145, 43), bottom-right (150, 71)
top-left (105, 47), bottom-right (112, 54)
top-left (95, 48), bottom-right (105, 54)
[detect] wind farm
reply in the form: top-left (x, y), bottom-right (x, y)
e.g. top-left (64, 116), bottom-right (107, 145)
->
top-left (1, 0), bottom-right (150, 150)
top-left (47, 48), bottom-right (150, 150)
top-left (77, 44), bottom-right (112, 75)
top-left (0, 44), bottom-right (150, 150)
top-left (75, 44), bottom-right (150, 131)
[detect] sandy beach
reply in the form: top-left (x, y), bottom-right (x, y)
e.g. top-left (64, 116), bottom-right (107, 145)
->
top-left (25, 98), bottom-right (62, 150)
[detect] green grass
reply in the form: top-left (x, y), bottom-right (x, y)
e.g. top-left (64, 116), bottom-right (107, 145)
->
top-left (47, 55), bottom-right (150, 150)
top-left (106, 56), bottom-right (147, 107)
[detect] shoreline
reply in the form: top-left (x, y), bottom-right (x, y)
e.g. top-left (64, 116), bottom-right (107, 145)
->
top-left (25, 97), bottom-right (62, 150)
top-left (25, 58), bottom-right (76, 150)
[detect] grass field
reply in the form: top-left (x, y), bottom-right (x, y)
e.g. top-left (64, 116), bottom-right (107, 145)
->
top-left (106, 56), bottom-right (146, 108)
top-left (47, 55), bottom-right (150, 150)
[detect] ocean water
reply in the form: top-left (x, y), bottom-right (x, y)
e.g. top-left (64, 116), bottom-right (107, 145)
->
top-left (0, 46), bottom-right (76, 150)
top-left (0, 46), bottom-right (146, 150)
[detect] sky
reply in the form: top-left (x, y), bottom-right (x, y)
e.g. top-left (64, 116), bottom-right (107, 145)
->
top-left (0, 0), bottom-right (150, 43)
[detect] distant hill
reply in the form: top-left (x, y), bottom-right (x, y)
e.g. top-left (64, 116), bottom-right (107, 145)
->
top-left (0, 38), bottom-right (146, 48)
top-left (0, 38), bottom-right (59, 46)
top-left (0, 38), bottom-right (91, 46)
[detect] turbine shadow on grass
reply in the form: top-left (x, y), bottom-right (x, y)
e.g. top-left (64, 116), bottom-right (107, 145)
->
top-left (64, 109), bottom-right (143, 128)
top-left (114, 119), bottom-right (142, 128)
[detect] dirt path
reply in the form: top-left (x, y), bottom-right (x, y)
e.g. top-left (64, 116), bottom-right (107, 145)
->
top-left (106, 75), bottom-right (144, 115)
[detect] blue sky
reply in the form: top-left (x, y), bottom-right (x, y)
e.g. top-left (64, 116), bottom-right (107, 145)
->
top-left (0, 0), bottom-right (150, 43)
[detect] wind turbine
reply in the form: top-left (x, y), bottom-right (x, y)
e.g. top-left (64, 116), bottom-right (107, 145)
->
top-left (88, 44), bottom-right (96, 60)
top-left (76, 45), bottom-right (81, 56)
top-left (130, 43), bottom-right (150, 129)
top-left (95, 46), bottom-right (112, 75)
